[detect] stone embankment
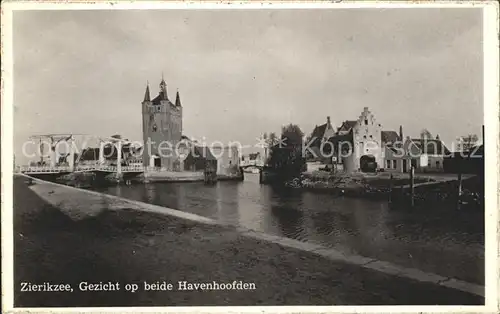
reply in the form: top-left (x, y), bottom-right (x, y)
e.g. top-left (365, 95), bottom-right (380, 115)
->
top-left (290, 171), bottom-right (482, 209)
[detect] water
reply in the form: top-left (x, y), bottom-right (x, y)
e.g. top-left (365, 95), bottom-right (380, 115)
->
top-left (92, 173), bottom-right (484, 284)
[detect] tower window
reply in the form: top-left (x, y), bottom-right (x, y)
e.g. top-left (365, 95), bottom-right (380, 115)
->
top-left (152, 124), bottom-right (157, 132)
top-left (364, 119), bottom-right (368, 125)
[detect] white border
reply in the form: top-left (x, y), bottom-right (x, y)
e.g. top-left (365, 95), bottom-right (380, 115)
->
top-left (1, 1), bottom-right (499, 313)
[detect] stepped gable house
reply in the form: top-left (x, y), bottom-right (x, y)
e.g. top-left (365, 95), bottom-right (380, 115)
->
top-left (308, 107), bottom-right (402, 173)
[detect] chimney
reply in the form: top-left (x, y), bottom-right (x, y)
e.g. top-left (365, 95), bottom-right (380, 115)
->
top-left (399, 125), bottom-right (403, 141)
top-left (436, 134), bottom-right (440, 140)
top-left (327, 116), bottom-right (331, 126)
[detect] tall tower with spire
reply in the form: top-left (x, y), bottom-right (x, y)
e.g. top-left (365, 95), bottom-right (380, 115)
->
top-left (141, 74), bottom-right (183, 170)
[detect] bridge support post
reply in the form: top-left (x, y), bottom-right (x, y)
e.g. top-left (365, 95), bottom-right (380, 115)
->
top-left (99, 141), bottom-right (105, 165)
top-left (50, 148), bottom-right (56, 168)
top-left (68, 137), bottom-right (75, 172)
top-left (116, 141), bottom-right (122, 175)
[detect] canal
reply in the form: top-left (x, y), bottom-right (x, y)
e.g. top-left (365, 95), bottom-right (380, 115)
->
top-left (91, 173), bottom-right (484, 285)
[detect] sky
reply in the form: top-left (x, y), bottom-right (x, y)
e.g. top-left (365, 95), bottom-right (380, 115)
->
top-left (13, 8), bottom-right (483, 163)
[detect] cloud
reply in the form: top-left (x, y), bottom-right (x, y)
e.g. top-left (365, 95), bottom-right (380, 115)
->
top-left (13, 9), bottom-right (483, 163)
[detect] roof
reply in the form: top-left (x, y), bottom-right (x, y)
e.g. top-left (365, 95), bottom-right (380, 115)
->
top-left (152, 92), bottom-right (172, 106)
top-left (381, 131), bottom-right (400, 143)
top-left (249, 152), bottom-right (260, 160)
top-left (326, 131), bottom-right (354, 147)
top-left (338, 120), bottom-right (357, 132)
top-left (409, 138), bottom-right (451, 155)
top-left (143, 85), bottom-right (151, 102)
top-left (310, 123), bottom-right (327, 143)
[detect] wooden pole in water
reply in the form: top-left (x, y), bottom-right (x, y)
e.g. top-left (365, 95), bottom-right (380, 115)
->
top-left (410, 166), bottom-right (415, 207)
top-left (388, 173), bottom-right (393, 204)
top-left (457, 158), bottom-right (463, 210)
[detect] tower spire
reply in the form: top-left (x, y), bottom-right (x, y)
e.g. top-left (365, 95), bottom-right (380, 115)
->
top-left (175, 89), bottom-right (182, 107)
top-left (159, 73), bottom-right (167, 100)
top-left (143, 81), bottom-right (150, 102)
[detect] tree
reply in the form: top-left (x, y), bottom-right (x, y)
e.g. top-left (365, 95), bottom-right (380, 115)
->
top-left (281, 123), bottom-right (304, 147)
top-left (268, 132), bottom-right (277, 146)
top-left (266, 124), bottom-right (306, 181)
top-left (460, 134), bottom-right (479, 151)
top-left (262, 133), bottom-right (268, 160)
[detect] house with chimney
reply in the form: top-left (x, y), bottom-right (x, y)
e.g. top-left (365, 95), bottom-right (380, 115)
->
top-left (382, 125), bottom-right (405, 172)
top-left (307, 116), bottom-right (336, 162)
top-left (400, 131), bottom-right (450, 173)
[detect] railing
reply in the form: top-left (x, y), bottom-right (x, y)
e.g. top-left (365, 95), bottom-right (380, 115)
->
top-left (18, 164), bottom-right (145, 174)
top-left (18, 166), bottom-right (71, 173)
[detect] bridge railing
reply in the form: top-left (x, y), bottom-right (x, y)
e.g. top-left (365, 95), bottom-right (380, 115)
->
top-left (19, 164), bottom-right (145, 174)
top-left (74, 165), bottom-right (98, 172)
top-left (18, 166), bottom-right (71, 173)
top-left (122, 165), bottom-right (144, 172)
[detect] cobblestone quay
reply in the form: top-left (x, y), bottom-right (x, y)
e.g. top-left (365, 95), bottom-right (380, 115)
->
top-left (13, 176), bottom-right (484, 307)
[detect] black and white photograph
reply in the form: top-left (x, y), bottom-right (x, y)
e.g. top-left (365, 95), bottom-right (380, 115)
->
top-left (2, 1), bottom-right (499, 312)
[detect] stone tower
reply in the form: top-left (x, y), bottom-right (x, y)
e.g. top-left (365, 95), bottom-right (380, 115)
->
top-left (141, 75), bottom-right (183, 170)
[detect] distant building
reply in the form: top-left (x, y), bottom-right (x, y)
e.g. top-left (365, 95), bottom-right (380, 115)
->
top-left (400, 136), bottom-right (450, 172)
top-left (212, 145), bottom-right (240, 175)
top-left (182, 145), bottom-right (217, 172)
top-left (241, 152), bottom-right (263, 166)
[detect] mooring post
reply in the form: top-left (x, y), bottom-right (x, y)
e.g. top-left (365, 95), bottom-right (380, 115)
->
top-left (388, 173), bottom-right (393, 204)
top-left (457, 159), bottom-right (463, 210)
top-left (410, 166), bottom-right (415, 207)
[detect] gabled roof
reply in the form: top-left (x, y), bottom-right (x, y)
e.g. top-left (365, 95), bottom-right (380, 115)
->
top-left (326, 131), bottom-right (353, 145)
top-left (409, 138), bottom-right (451, 155)
top-left (381, 131), bottom-right (400, 143)
top-left (311, 124), bottom-right (327, 141)
top-left (249, 152), bottom-right (260, 160)
top-left (338, 120), bottom-right (357, 132)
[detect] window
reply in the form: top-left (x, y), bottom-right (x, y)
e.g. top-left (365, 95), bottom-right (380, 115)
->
top-left (386, 160), bottom-right (391, 168)
top-left (363, 135), bottom-right (367, 139)
top-left (364, 119), bottom-right (368, 125)
top-left (392, 160), bottom-right (397, 169)
top-left (152, 124), bottom-right (157, 132)
top-left (369, 135), bottom-right (373, 139)
top-left (436, 161), bottom-right (440, 168)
